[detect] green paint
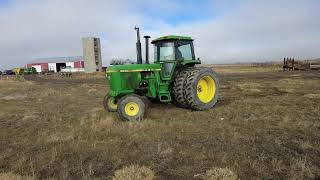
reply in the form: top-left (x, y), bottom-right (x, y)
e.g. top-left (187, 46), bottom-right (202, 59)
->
top-left (24, 67), bottom-right (37, 74)
top-left (107, 63), bottom-right (162, 73)
top-left (151, 35), bottom-right (193, 44)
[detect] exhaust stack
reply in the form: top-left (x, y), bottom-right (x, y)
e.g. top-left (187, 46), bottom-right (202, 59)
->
top-left (144, 36), bottom-right (151, 64)
top-left (134, 26), bottom-right (143, 64)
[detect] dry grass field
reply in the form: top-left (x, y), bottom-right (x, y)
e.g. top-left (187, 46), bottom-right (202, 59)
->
top-left (0, 65), bottom-right (319, 179)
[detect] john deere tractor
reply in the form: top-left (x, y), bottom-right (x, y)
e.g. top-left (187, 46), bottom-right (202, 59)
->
top-left (104, 27), bottom-right (219, 121)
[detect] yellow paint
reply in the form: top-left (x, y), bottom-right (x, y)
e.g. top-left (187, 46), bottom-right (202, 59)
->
top-left (197, 76), bottom-right (216, 103)
top-left (12, 68), bottom-right (24, 75)
top-left (108, 97), bottom-right (117, 109)
top-left (125, 102), bottom-right (139, 116)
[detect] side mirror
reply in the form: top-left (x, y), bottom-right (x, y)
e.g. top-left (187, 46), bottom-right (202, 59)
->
top-left (197, 58), bottom-right (200, 61)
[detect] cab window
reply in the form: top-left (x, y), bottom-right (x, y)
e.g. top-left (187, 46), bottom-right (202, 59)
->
top-left (177, 41), bottom-right (194, 60)
top-left (155, 42), bottom-right (175, 61)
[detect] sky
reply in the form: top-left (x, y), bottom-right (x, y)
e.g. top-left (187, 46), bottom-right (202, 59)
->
top-left (0, 0), bottom-right (320, 69)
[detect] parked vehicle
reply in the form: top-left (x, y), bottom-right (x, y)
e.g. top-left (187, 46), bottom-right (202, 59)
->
top-left (3, 70), bottom-right (15, 75)
top-left (12, 68), bottom-right (24, 75)
top-left (24, 67), bottom-right (37, 74)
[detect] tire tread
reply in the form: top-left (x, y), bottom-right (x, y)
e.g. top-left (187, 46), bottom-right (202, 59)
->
top-left (173, 67), bottom-right (195, 108)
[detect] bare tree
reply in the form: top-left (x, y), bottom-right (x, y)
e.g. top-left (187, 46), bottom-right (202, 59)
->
top-left (110, 59), bottom-right (135, 65)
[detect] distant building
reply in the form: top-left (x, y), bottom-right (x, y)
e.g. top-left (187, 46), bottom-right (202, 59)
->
top-left (26, 56), bottom-right (84, 73)
top-left (82, 37), bottom-right (102, 73)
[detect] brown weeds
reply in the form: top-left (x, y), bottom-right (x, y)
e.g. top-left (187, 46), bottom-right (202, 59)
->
top-left (112, 165), bottom-right (155, 180)
top-left (0, 67), bottom-right (319, 179)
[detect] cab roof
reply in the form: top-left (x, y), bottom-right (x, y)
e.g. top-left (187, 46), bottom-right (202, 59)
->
top-left (151, 35), bottom-right (193, 44)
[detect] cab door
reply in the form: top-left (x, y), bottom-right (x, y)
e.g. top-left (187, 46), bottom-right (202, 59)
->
top-left (161, 61), bottom-right (176, 80)
top-left (156, 42), bottom-right (176, 80)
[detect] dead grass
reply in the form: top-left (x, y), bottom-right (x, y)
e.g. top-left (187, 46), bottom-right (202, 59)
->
top-left (303, 93), bottom-right (320, 99)
top-left (237, 82), bottom-right (262, 93)
top-left (1, 94), bottom-right (27, 101)
top-left (112, 165), bottom-right (155, 180)
top-left (0, 66), bottom-right (319, 179)
top-left (70, 72), bottom-right (105, 79)
top-left (0, 75), bottom-right (26, 82)
top-left (0, 78), bottom-right (33, 84)
top-left (213, 64), bottom-right (281, 74)
top-left (289, 157), bottom-right (315, 180)
top-left (0, 172), bottom-right (34, 180)
top-left (202, 167), bottom-right (237, 180)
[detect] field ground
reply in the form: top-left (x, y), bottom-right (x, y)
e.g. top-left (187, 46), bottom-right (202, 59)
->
top-left (0, 65), bottom-right (320, 179)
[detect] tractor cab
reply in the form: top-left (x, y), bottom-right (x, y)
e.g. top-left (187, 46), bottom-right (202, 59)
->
top-left (152, 36), bottom-right (201, 80)
top-left (152, 36), bottom-right (195, 62)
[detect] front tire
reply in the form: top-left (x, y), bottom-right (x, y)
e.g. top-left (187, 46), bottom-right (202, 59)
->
top-left (184, 68), bottom-right (220, 110)
top-left (118, 94), bottom-right (145, 121)
top-left (103, 95), bottom-right (118, 112)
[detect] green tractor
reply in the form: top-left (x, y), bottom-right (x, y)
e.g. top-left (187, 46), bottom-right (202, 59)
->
top-left (104, 27), bottom-right (220, 121)
top-left (24, 67), bottom-right (37, 75)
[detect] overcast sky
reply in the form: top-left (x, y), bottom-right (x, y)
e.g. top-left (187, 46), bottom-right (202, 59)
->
top-left (0, 0), bottom-right (320, 69)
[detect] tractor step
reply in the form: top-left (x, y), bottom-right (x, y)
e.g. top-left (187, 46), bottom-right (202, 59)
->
top-left (159, 93), bottom-right (171, 102)
top-left (158, 82), bottom-right (171, 102)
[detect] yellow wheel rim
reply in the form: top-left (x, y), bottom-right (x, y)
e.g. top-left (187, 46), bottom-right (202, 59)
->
top-left (108, 97), bottom-right (117, 109)
top-left (125, 102), bottom-right (139, 116)
top-left (197, 76), bottom-right (216, 103)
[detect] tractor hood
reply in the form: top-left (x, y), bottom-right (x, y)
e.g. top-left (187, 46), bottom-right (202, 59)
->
top-left (106, 64), bottom-right (161, 73)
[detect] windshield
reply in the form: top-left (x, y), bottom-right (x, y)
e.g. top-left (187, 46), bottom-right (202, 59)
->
top-left (157, 42), bottom-right (175, 61)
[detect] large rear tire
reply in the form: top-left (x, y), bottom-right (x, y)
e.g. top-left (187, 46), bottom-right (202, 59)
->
top-left (118, 94), bottom-right (145, 121)
top-left (173, 67), bottom-right (195, 108)
top-left (103, 95), bottom-right (118, 112)
top-left (184, 68), bottom-right (219, 110)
